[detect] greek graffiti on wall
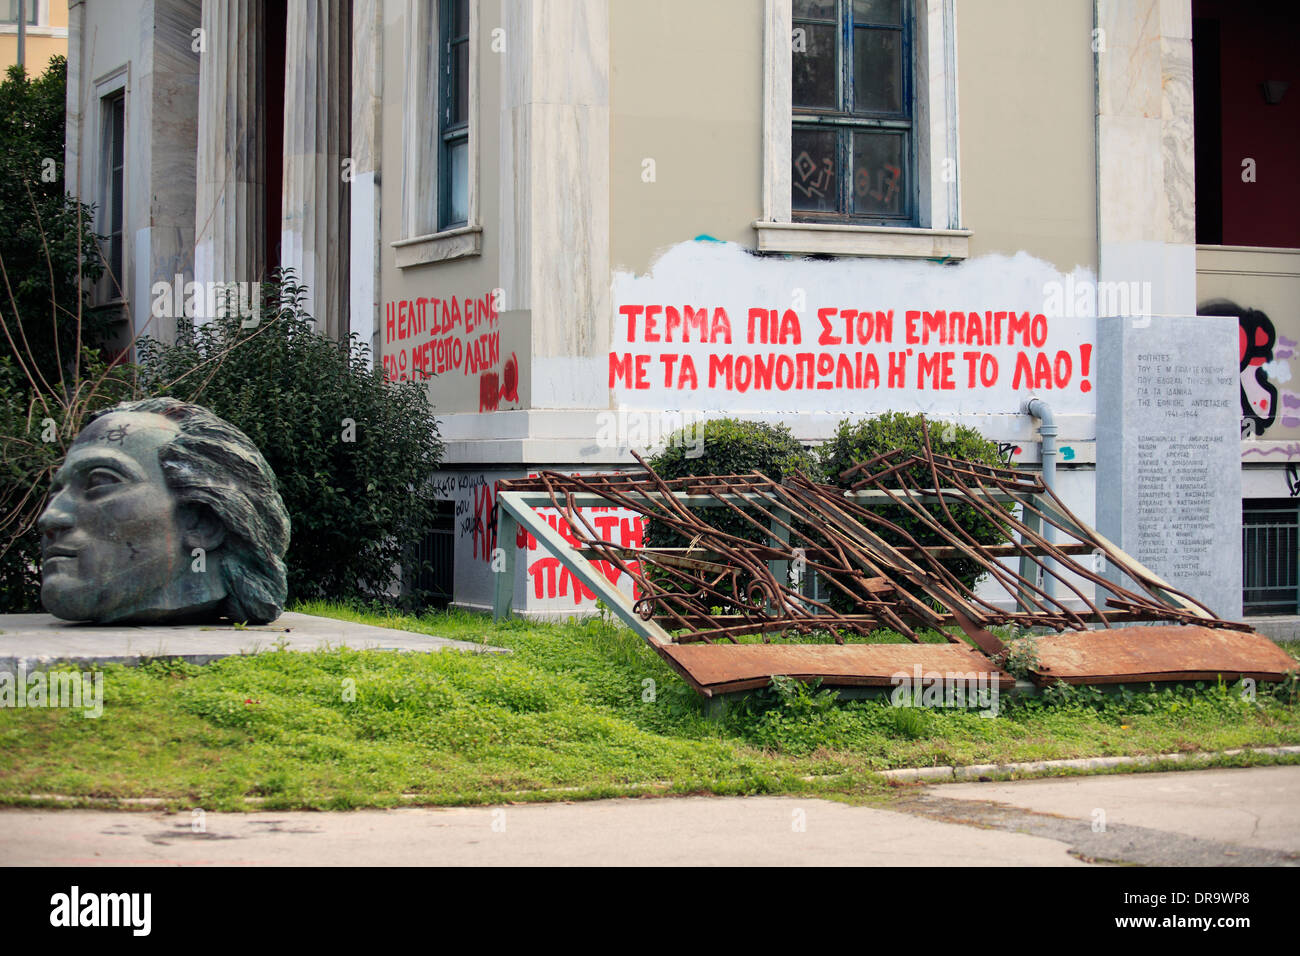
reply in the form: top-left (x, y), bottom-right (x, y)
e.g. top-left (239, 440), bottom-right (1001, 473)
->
top-left (435, 471), bottom-right (647, 609)
top-left (382, 292), bottom-right (519, 412)
top-left (516, 506), bottom-right (645, 606)
top-left (611, 242), bottom-right (1098, 416)
top-left (612, 305), bottom-right (1093, 397)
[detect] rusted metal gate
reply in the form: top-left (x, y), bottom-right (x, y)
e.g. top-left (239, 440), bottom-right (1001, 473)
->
top-left (493, 428), bottom-right (1296, 697)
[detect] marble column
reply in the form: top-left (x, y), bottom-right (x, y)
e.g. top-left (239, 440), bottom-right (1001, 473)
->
top-left (281, 0), bottom-right (352, 340)
top-left (141, 0), bottom-right (202, 344)
top-left (1095, 0), bottom-right (1196, 315)
top-left (194, 0), bottom-right (265, 296)
top-left (500, 0), bottom-right (610, 409)
top-left (351, 0), bottom-right (383, 365)
top-left (63, 0), bottom-right (84, 206)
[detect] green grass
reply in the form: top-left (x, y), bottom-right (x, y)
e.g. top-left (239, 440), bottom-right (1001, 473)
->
top-left (0, 602), bottom-right (1296, 811)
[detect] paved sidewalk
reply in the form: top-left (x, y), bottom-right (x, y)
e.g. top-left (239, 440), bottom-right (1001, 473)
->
top-left (0, 766), bottom-right (1295, 866)
top-left (0, 796), bottom-right (1084, 866)
top-left (933, 765), bottom-right (1300, 856)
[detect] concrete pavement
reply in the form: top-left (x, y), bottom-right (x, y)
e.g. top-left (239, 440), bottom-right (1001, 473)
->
top-left (922, 765), bottom-right (1300, 863)
top-left (0, 796), bottom-right (1086, 866)
top-left (0, 765), bottom-right (1296, 866)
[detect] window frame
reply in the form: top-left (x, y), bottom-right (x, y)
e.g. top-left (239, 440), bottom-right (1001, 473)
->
top-left (93, 69), bottom-right (128, 307)
top-left (758, 0), bottom-right (969, 260)
top-left (438, 0), bottom-right (470, 231)
top-left (395, 0), bottom-right (481, 268)
top-left (791, 0), bottom-right (916, 225)
top-left (1242, 498), bottom-right (1300, 615)
top-left (0, 0), bottom-right (39, 26)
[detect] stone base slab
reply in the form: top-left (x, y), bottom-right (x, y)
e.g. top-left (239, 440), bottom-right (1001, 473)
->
top-left (0, 612), bottom-right (506, 671)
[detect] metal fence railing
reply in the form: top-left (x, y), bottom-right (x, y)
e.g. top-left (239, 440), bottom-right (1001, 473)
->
top-left (1242, 503), bottom-right (1299, 615)
top-left (410, 501), bottom-right (455, 609)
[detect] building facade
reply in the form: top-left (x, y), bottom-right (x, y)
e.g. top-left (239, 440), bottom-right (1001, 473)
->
top-left (64, 0), bottom-right (1300, 618)
top-left (1, 1), bottom-right (68, 74)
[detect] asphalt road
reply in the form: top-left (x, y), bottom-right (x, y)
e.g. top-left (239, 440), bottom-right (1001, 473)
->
top-left (1, 766), bottom-right (1296, 866)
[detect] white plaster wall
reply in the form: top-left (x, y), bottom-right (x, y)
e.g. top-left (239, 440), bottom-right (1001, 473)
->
top-left (378, 0), bottom-right (512, 416)
top-left (68, 0), bottom-right (149, 331)
top-left (68, 0), bottom-right (199, 345)
top-left (611, 240), bottom-right (1099, 440)
top-left (433, 465), bottom-right (646, 618)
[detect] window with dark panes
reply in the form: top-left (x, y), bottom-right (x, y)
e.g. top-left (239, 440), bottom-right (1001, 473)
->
top-left (1, 1), bottom-right (38, 25)
top-left (792, 0), bottom-right (912, 223)
top-left (439, 0), bottom-right (469, 230)
top-left (99, 91), bottom-right (125, 302)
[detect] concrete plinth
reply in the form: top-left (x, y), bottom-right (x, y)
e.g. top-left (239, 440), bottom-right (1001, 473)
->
top-left (0, 612), bottom-right (506, 671)
top-left (1096, 314), bottom-right (1243, 619)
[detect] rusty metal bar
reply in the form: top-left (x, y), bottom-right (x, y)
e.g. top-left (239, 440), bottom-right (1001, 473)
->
top-left (494, 431), bottom-right (1245, 670)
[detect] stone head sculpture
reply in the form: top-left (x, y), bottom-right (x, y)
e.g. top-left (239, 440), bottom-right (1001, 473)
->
top-left (38, 397), bottom-right (291, 624)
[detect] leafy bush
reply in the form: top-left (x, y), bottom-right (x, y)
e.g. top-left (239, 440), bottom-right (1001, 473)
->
top-left (816, 411), bottom-right (1009, 608)
top-left (0, 358), bottom-right (48, 610)
top-left (640, 419), bottom-right (819, 610)
top-left (995, 635), bottom-right (1041, 680)
top-left (137, 273), bottom-right (443, 605)
top-left (0, 57), bottom-right (119, 612)
top-left (0, 57), bottom-right (111, 387)
top-left (644, 417), bottom-right (820, 549)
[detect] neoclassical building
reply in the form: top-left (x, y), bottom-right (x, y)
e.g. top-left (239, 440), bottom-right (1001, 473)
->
top-left (65, 0), bottom-right (1300, 620)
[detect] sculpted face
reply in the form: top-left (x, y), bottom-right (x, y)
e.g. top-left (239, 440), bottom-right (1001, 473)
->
top-left (38, 411), bottom-right (226, 623)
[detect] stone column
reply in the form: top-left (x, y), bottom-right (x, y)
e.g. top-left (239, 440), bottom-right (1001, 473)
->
top-left (132, 0), bottom-right (202, 344)
top-left (1095, 0), bottom-right (1196, 315)
top-left (194, 0), bottom-right (265, 295)
top-left (351, 0), bottom-right (383, 364)
top-left (280, 0), bottom-right (352, 340)
top-left (63, 0), bottom-right (84, 206)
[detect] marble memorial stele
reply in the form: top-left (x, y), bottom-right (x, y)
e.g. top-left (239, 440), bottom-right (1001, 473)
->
top-left (38, 397), bottom-right (291, 624)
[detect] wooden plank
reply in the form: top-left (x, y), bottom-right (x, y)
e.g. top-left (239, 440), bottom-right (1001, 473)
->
top-left (1033, 498), bottom-right (1212, 619)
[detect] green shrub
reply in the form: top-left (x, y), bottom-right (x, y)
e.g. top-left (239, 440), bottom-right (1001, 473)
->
top-left (996, 635), bottom-right (1041, 680)
top-left (645, 417), bottom-right (819, 541)
top-left (0, 57), bottom-right (111, 387)
top-left (136, 272), bottom-right (443, 605)
top-left (816, 411), bottom-right (1010, 609)
top-left (637, 419), bottom-right (819, 614)
top-left (883, 705), bottom-right (931, 739)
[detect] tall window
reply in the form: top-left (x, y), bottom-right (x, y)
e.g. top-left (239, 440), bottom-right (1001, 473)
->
top-left (1, 1), bottom-right (39, 25)
top-left (99, 91), bottom-right (125, 301)
top-left (791, 0), bottom-right (913, 223)
top-left (1242, 500), bottom-right (1299, 615)
top-left (439, 0), bottom-right (469, 230)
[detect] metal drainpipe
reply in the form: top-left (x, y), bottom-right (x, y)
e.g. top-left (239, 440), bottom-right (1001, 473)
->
top-left (1024, 398), bottom-right (1057, 599)
top-left (17, 0), bottom-right (26, 71)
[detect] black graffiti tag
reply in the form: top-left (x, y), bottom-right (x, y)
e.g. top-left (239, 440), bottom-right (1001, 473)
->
top-left (102, 423), bottom-right (130, 445)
